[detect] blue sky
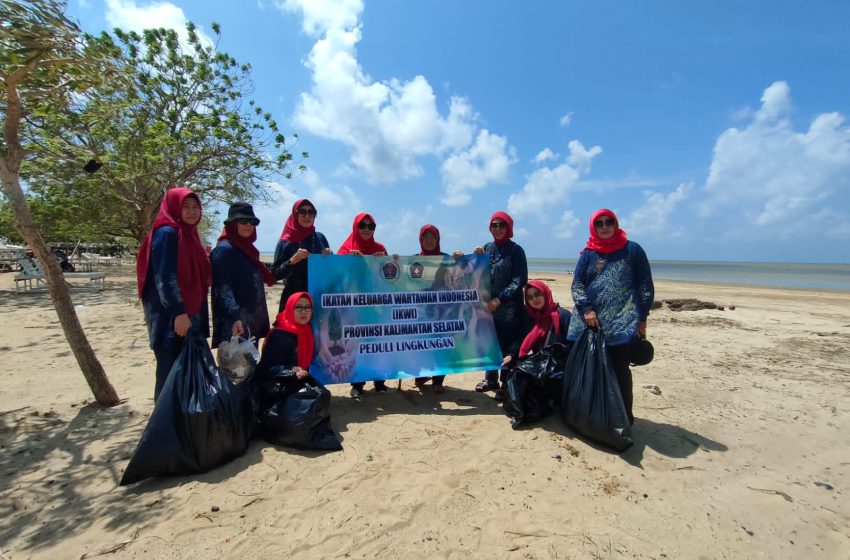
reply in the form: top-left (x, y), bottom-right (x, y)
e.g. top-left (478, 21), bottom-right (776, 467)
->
top-left (70, 0), bottom-right (850, 263)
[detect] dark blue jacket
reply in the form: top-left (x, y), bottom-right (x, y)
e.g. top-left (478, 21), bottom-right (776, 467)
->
top-left (271, 232), bottom-right (330, 311)
top-left (210, 240), bottom-right (271, 348)
top-left (567, 240), bottom-right (654, 346)
top-left (141, 226), bottom-right (209, 349)
top-left (483, 240), bottom-right (528, 328)
top-left (512, 306), bottom-right (572, 357)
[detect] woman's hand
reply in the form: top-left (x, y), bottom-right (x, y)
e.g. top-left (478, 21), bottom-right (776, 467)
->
top-left (452, 250), bottom-right (464, 260)
top-left (231, 320), bottom-right (244, 338)
top-left (321, 248), bottom-right (332, 256)
top-left (501, 354), bottom-right (513, 367)
top-left (174, 313), bottom-right (191, 337)
top-left (349, 250), bottom-right (363, 256)
top-left (473, 246), bottom-right (485, 255)
top-left (487, 297), bottom-right (501, 313)
top-left (295, 368), bottom-right (309, 380)
top-left (290, 248), bottom-right (309, 265)
top-left (637, 320), bottom-right (647, 338)
top-left (583, 310), bottom-right (598, 328)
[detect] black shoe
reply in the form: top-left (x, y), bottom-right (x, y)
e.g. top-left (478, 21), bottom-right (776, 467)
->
top-left (374, 383), bottom-right (388, 393)
top-left (494, 388), bottom-right (506, 402)
top-left (350, 386), bottom-right (364, 398)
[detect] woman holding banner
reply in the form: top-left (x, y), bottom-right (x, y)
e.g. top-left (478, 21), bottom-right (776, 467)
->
top-left (454, 211), bottom-right (528, 401)
top-left (567, 209), bottom-right (654, 425)
top-left (338, 213), bottom-right (390, 397)
top-left (413, 224), bottom-right (449, 394)
top-left (271, 199), bottom-right (331, 313)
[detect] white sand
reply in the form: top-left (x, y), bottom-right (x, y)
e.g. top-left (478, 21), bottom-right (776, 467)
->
top-left (0, 267), bottom-right (848, 559)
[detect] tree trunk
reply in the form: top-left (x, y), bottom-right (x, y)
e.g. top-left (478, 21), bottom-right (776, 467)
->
top-left (2, 82), bottom-right (120, 407)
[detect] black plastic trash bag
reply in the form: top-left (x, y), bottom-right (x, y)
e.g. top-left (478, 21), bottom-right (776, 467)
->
top-left (560, 329), bottom-right (633, 452)
top-left (120, 330), bottom-right (254, 485)
top-left (260, 382), bottom-right (342, 451)
top-left (504, 343), bottom-right (570, 426)
top-left (504, 370), bottom-right (552, 427)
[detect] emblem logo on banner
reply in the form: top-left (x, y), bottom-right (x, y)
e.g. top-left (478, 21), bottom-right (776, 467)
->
top-left (307, 254), bottom-right (502, 384)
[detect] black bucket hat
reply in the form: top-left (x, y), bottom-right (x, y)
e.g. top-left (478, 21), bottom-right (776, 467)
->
top-left (629, 336), bottom-right (654, 366)
top-left (224, 202), bottom-right (260, 225)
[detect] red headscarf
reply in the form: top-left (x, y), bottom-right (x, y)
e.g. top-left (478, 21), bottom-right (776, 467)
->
top-left (271, 292), bottom-right (315, 370)
top-left (217, 221), bottom-right (276, 287)
top-left (337, 212), bottom-right (387, 255)
top-left (280, 198), bottom-right (316, 244)
top-left (418, 224), bottom-right (442, 256)
top-left (136, 187), bottom-right (211, 315)
top-left (519, 280), bottom-right (560, 357)
top-left (490, 211), bottom-right (514, 245)
top-left (585, 208), bottom-right (628, 254)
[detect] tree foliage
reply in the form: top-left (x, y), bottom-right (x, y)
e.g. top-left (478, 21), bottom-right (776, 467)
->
top-left (21, 21), bottom-right (306, 242)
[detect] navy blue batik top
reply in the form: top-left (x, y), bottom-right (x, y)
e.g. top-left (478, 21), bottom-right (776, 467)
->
top-left (271, 232), bottom-right (330, 311)
top-left (210, 239), bottom-right (271, 348)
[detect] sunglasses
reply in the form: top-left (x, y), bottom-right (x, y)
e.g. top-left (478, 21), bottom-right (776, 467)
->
top-left (294, 305), bottom-right (313, 312)
top-left (235, 219), bottom-right (255, 225)
top-left (358, 222), bottom-right (377, 231)
top-left (525, 291), bottom-right (543, 300)
top-left (297, 208), bottom-right (317, 217)
top-left (593, 218), bottom-right (616, 228)
top-left (489, 222), bottom-right (507, 230)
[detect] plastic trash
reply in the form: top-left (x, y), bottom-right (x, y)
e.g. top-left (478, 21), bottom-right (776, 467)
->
top-left (560, 329), bottom-right (633, 452)
top-left (259, 379), bottom-right (342, 451)
top-left (504, 343), bottom-right (569, 426)
top-left (120, 330), bottom-right (253, 485)
top-left (217, 335), bottom-right (259, 383)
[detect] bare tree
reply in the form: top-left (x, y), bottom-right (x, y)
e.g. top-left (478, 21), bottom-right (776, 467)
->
top-left (0, 0), bottom-right (119, 405)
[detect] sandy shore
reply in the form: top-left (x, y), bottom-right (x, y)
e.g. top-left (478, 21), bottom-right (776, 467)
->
top-left (0, 266), bottom-right (848, 559)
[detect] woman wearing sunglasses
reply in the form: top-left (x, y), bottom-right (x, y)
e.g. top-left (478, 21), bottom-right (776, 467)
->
top-left (211, 203), bottom-right (277, 350)
top-left (454, 211), bottom-right (528, 400)
top-left (272, 199), bottom-right (331, 313)
top-left (567, 208), bottom-right (654, 425)
top-left (338, 213), bottom-right (389, 396)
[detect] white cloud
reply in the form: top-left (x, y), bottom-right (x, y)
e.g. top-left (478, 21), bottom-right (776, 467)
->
top-left (441, 130), bottom-right (516, 206)
top-left (533, 148), bottom-right (557, 164)
top-left (559, 112), bottom-right (573, 127)
top-left (703, 81), bottom-right (850, 230)
top-left (280, 0), bottom-right (514, 200)
top-left (555, 210), bottom-right (580, 239)
top-left (622, 182), bottom-right (691, 238)
top-left (506, 140), bottom-right (602, 219)
top-left (104, 0), bottom-right (212, 46)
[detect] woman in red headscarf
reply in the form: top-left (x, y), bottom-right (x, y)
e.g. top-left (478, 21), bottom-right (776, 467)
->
top-left (137, 187), bottom-right (211, 401)
top-left (454, 211), bottom-right (528, 400)
top-left (338, 213), bottom-right (389, 397)
top-left (210, 203), bottom-right (276, 350)
top-left (567, 209), bottom-right (654, 425)
top-left (412, 224), bottom-right (450, 393)
top-left (271, 199), bottom-right (331, 313)
top-left (253, 292), bottom-right (342, 450)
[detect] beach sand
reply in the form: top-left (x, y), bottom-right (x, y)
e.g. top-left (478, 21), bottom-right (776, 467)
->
top-left (0, 266), bottom-right (848, 559)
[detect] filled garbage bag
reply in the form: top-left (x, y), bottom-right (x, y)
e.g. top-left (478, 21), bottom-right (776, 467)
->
top-left (560, 329), bottom-right (633, 452)
top-left (259, 381), bottom-right (342, 451)
top-left (504, 370), bottom-right (552, 427)
top-left (217, 335), bottom-right (259, 383)
top-left (504, 343), bottom-right (569, 426)
top-left (120, 330), bottom-right (254, 485)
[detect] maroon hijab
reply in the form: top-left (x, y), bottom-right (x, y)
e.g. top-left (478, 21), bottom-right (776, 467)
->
top-left (490, 211), bottom-right (514, 245)
top-left (519, 280), bottom-right (560, 357)
top-left (280, 198), bottom-right (316, 244)
top-left (218, 222), bottom-right (276, 286)
top-left (418, 224), bottom-right (442, 256)
top-left (337, 213), bottom-right (387, 255)
top-left (136, 187), bottom-right (211, 315)
top-left (585, 208), bottom-right (628, 254)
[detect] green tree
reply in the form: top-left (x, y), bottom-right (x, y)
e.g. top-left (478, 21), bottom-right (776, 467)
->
top-left (23, 21), bottom-right (306, 243)
top-left (0, 0), bottom-right (119, 406)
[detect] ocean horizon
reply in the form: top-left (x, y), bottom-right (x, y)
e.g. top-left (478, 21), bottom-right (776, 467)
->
top-left (260, 253), bottom-right (850, 292)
